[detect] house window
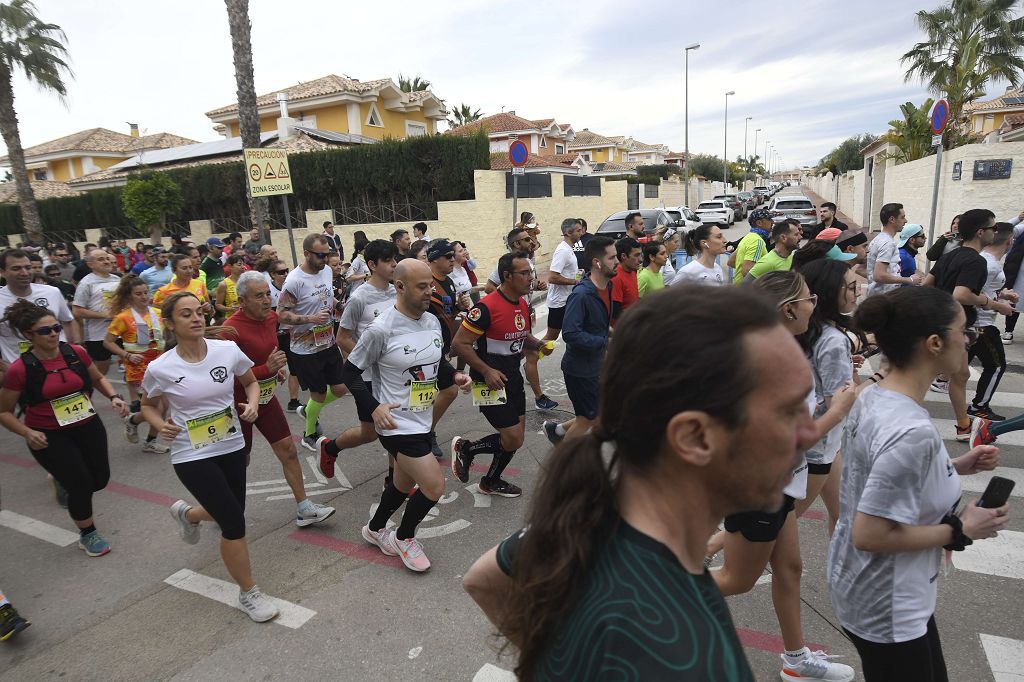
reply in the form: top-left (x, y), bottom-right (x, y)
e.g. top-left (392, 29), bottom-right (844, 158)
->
top-left (564, 176), bottom-right (601, 197)
top-left (32, 169), bottom-right (47, 181)
top-left (582, 152), bottom-right (591, 161)
top-left (556, 144), bottom-right (564, 154)
top-left (366, 103), bottom-right (384, 127)
top-left (405, 121), bottom-right (427, 137)
top-left (539, 136), bottom-right (547, 148)
top-left (505, 172), bottom-right (552, 198)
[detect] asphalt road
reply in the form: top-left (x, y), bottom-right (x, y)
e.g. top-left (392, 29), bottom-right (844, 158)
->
top-left (2, 217), bottom-right (1023, 680)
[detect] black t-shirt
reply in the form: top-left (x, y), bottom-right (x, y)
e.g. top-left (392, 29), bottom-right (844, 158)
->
top-left (496, 520), bottom-right (755, 681)
top-left (931, 246), bottom-right (988, 326)
top-left (428, 274), bottom-right (458, 353)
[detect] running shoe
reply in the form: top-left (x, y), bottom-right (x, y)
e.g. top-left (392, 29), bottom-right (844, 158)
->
top-left (317, 436), bottom-right (335, 479)
top-left (429, 431), bottom-right (443, 458)
top-left (237, 585), bottom-right (278, 623)
top-left (300, 433), bottom-right (320, 452)
top-left (142, 439), bottom-right (170, 454)
top-left (170, 500), bottom-right (200, 545)
top-left (930, 378), bottom-right (949, 393)
top-left (970, 417), bottom-right (996, 449)
top-left (286, 399), bottom-right (302, 413)
top-left (295, 405), bottom-right (323, 438)
top-left (78, 530), bottom-right (111, 557)
top-left (124, 414), bottom-right (140, 444)
top-left (1002, 332), bottom-right (1014, 345)
top-left (296, 500), bottom-right (335, 527)
top-left (956, 421), bottom-right (973, 442)
top-left (50, 476), bottom-right (68, 509)
top-left (779, 649), bottom-right (854, 681)
top-left (479, 478), bottom-right (522, 498)
top-left (450, 436), bottom-right (470, 483)
top-left (543, 420), bottom-right (563, 446)
top-left (0, 603), bottom-right (30, 641)
top-left (535, 394), bottom-right (559, 410)
top-left (387, 533), bottom-right (431, 572)
top-left (968, 404), bottom-right (1006, 421)
top-left (361, 524), bottom-right (398, 556)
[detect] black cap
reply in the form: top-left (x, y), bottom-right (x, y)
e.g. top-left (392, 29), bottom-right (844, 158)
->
top-left (836, 230), bottom-right (867, 248)
top-left (426, 239), bottom-right (455, 261)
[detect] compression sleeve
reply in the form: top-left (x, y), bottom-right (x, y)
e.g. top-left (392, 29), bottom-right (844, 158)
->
top-left (340, 360), bottom-right (380, 417)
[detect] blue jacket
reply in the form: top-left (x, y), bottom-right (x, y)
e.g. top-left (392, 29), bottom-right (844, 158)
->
top-left (560, 276), bottom-right (611, 378)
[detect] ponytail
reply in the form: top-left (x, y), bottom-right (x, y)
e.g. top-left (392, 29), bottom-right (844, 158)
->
top-left (684, 223), bottom-right (712, 257)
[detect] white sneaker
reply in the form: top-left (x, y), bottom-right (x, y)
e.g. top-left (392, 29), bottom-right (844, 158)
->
top-left (170, 500), bottom-right (200, 545)
top-left (295, 500), bottom-right (335, 527)
top-left (237, 585), bottom-right (279, 623)
top-left (361, 525), bottom-right (398, 556)
top-left (1002, 331), bottom-right (1014, 345)
top-left (779, 649), bottom-right (854, 681)
top-left (124, 415), bottom-right (139, 444)
top-left (387, 533), bottom-right (431, 572)
top-left (929, 378), bottom-right (949, 394)
top-left (142, 439), bottom-right (170, 454)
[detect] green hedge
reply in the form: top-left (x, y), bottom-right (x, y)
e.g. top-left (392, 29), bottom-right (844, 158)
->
top-left (0, 132), bottom-right (490, 234)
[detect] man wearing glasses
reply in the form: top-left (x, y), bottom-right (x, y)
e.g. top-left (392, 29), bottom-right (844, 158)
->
top-left (277, 234), bottom-right (347, 451)
top-left (50, 246), bottom-right (74, 282)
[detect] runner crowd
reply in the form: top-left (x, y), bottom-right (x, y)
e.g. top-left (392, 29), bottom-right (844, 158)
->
top-left (0, 207), bottom-right (1016, 682)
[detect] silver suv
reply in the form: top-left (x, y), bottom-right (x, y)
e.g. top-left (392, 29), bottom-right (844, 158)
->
top-left (768, 195), bottom-right (818, 228)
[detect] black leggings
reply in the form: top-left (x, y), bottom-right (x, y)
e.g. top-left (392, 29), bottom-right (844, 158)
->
top-left (968, 325), bottom-right (1006, 407)
top-left (846, 616), bottom-right (948, 682)
top-left (173, 449), bottom-right (247, 540)
top-left (1007, 311), bottom-right (1019, 333)
top-left (29, 418), bottom-right (109, 522)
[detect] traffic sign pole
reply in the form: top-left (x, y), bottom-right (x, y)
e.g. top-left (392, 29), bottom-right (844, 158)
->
top-left (281, 195), bottom-right (297, 267)
top-left (924, 98), bottom-right (949, 275)
top-left (512, 173), bottom-right (519, 227)
top-left (507, 139), bottom-right (529, 228)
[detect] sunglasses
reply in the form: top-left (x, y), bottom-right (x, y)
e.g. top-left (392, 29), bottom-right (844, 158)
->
top-left (273, 268), bottom-right (289, 275)
top-left (307, 251), bottom-right (330, 259)
top-left (782, 294), bottom-right (818, 308)
top-left (31, 323), bottom-right (63, 336)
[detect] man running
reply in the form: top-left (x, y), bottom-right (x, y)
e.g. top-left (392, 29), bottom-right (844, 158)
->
top-left (425, 239), bottom-right (468, 456)
top-left (610, 237), bottom-right (641, 325)
top-left (200, 237), bottom-right (227, 293)
top-left (390, 229), bottom-right (411, 261)
top-left (544, 218), bottom-right (585, 354)
top-left (224, 271), bottom-right (335, 527)
top-left (318, 239), bottom-right (397, 479)
top-left (71, 248), bottom-right (122, 376)
top-left (344, 258), bottom-right (470, 572)
top-left (729, 209), bottom-right (772, 283)
top-left (278, 234), bottom-right (346, 451)
top-left (745, 219), bottom-right (802, 280)
top-left (139, 247), bottom-right (172, 295)
top-left (867, 203), bottom-right (920, 295)
top-left (0, 249), bottom-right (77, 371)
top-left (451, 251), bottom-right (554, 497)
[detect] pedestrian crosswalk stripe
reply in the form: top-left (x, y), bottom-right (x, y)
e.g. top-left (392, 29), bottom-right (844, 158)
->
top-left (980, 633), bottom-right (1024, 682)
top-left (934, 419), bottom-right (1024, 446)
top-left (924, 390), bottom-right (1024, 410)
top-left (163, 568), bottom-right (316, 628)
top-left (0, 509), bottom-right (78, 547)
top-left (951, 530), bottom-right (1024, 580)
top-left (961, 468), bottom-right (1024, 497)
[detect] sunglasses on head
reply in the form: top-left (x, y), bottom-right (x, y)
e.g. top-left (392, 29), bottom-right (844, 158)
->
top-left (31, 323), bottom-right (62, 336)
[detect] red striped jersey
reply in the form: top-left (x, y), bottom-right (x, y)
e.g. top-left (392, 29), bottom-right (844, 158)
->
top-left (461, 289), bottom-right (531, 376)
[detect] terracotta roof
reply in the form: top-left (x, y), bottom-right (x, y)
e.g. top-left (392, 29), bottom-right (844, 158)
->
top-left (569, 129), bottom-right (617, 149)
top-left (629, 141), bottom-right (668, 152)
top-left (489, 152), bottom-right (578, 170)
top-left (0, 180), bottom-right (83, 203)
top-left (447, 112), bottom-right (544, 136)
top-left (125, 133), bottom-right (198, 151)
top-left (3, 128), bottom-right (197, 163)
top-left (596, 161), bottom-right (638, 172)
top-left (205, 74), bottom-right (435, 117)
top-left (1002, 113), bottom-right (1024, 128)
top-left (530, 118), bottom-right (555, 127)
top-left (965, 89), bottom-right (1024, 113)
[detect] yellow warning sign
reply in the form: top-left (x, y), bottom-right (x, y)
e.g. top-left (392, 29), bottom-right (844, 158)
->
top-left (243, 148), bottom-right (293, 197)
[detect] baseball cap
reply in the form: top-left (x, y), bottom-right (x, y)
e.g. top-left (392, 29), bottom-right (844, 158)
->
top-left (826, 245), bottom-right (857, 262)
top-left (897, 224), bottom-right (924, 248)
top-left (836, 230), bottom-right (867, 248)
top-left (206, 237), bottom-right (226, 248)
top-left (749, 208), bottom-right (773, 225)
top-left (816, 227), bottom-right (843, 242)
top-left (151, 246), bottom-right (166, 254)
top-left (426, 239), bottom-right (455, 261)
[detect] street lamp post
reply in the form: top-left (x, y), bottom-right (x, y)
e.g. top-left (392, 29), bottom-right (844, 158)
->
top-left (723, 90), bottom-right (735, 193)
top-left (743, 116), bottom-right (752, 191)
top-left (683, 43), bottom-right (700, 207)
top-left (753, 128), bottom-right (761, 182)
top-left (764, 140), bottom-right (770, 182)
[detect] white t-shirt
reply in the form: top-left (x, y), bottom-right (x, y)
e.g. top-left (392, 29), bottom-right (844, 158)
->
top-left (670, 260), bottom-right (725, 287)
top-left (547, 241), bottom-right (580, 308)
top-left (806, 325), bottom-right (853, 466)
top-left (661, 257), bottom-right (677, 285)
top-left (0, 284), bottom-right (74, 363)
top-left (782, 390), bottom-right (815, 500)
top-left (141, 339), bottom-right (254, 464)
top-left (348, 255), bottom-right (370, 294)
top-left (339, 280), bottom-right (396, 342)
top-left (72, 272), bottom-right (121, 341)
top-left (976, 251), bottom-right (1005, 327)
top-left (450, 264), bottom-right (473, 296)
top-left (827, 385), bottom-right (961, 644)
top-left (347, 305), bottom-right (444, 437)
top-left (866, 232), bottom-right (901, 297)
top-left (281, 265), bottom-right (336, 355)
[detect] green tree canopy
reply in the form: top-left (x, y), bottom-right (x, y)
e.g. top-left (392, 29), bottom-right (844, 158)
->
top-left (397, 73), bottom-right (431, 93)
top-left (880, 98), bottom-right (937, 163)
top-left (121, 172), bottom-right (183, 240)
top-left (817, 133), bottom-right (878, 175)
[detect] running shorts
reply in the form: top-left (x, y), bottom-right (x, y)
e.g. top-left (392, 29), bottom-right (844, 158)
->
top-left (290, 345), bottom-right (344, 394)
top-left (480, 370), bottom-right (526, 430)
top-left (723, 495), bottom-right (795, 543)
top-left (378, 432), bottom-right (433, 458)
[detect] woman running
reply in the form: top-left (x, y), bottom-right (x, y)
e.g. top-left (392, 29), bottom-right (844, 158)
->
top-left (0, 301), bottom-right (130, 557)
top-left (671, 223), bottom-right (727, 286)
top-left (154, 254), bottom-right (210, 308)
top-left (637, 242), bottom-right (666, 297)
top-left (140, 291), bottom-right (278, 622)
top-left (347, 231), bottom-right (371, 294)
top-left (711, 271), bottom-right (857, 682)
top-left (830, 286), bottom-right (1007, 681)
top-left (214, 254), bottom-right (245, 319)
top-left (103, 274), bottom-right (168, 453)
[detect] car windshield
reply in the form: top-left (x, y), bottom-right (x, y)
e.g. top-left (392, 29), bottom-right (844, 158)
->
top-left (665, 210), bottom-right (682, 221)
top-left (698, 202), bottom-right (723, 210)
top-left (775, 200), bottom-right (813, 209)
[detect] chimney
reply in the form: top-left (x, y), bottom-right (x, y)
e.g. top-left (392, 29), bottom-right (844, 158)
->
top-left (128, 122), bottom-right (139, 137)
top-left (508, 110), bottom-right (515, 116)
top-left (277, 92), bottom-right (289, 118)
top-left (276, 92), bottom-right (297, 140)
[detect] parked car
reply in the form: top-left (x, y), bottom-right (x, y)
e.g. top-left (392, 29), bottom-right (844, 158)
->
top-left (595, 208), bottom-right (678, 241)
top-left (662, 205), bottom-right (703, 232)
top-left (694, 200), bottom-right (734, 226)
top-left (736, 191), bottom-right (758, 211)
top-left (713, 194), bottom-right (747, 220)
top-left (753, 186), bottom-right (771, 201)
top-left (768, 195), bottom-right (818, 229)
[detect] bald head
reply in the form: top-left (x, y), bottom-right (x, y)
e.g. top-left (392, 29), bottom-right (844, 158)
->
top-left (87, 248), bottom-right (113, 274)
top-left (394, 258), bottom-right (433, 315)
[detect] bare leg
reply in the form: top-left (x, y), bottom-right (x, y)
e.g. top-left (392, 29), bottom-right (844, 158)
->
top-left (393, 452), bottom-right (445, 500)
top-left (431, 384), bottom-right (458, 430)
top-left (948, 354), bottom-right (970, 427)
top-left (563, 415), bottom-right (594, 440)
top-left (95, 359), bottom-right (111, 376)
top-left (524, 351), bottom-right (543, 399)
top-left (793, 475), bottom-right (828, 520)
top-left (768, 513), bottom-right (805, 652)
top-left (820, 453), bottom-right (843, 537)
top-left (269, 436), bottom-right (306, 504)
top-left (220, 537), bottom-right (255, 591)
top-left (713, 532), bottom-right (775, 596)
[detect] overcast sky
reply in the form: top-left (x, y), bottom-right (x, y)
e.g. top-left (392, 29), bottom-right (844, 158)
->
top-left (4, 0), bottom-right (1012, 168)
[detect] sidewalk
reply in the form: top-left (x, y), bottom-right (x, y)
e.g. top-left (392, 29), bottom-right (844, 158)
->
top-left (800, 186), bottom-right (864, 231)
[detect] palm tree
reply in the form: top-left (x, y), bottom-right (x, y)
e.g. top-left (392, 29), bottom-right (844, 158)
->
top-left (880, 99), bottom-right (938, 163)
top-left (397, 73), bottom-right (431, 93)
top-left (224, 0), bottom-right (269, 240)
top-left (447, 103), bottom-right (482, 128)
top-left (0, 0), bottom-right (71, 243)
top-left (901, 0), bottom-right (1024, 147)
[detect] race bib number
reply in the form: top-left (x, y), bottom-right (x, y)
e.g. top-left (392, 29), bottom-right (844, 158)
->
top-left (50, 392), bottom-right (95, 427)
top-left (17, 340), bottom-right (31, 353)
top-left (186, 407), bottom-right (236, 450)
top-left (312, 322), bottom-right (333, 347)
top-left (408, 379), bottom-right (437, 412)
top-left (472, 382), bottom-right (507, 406)
top-left (257, 377), bottom-right (277, 405)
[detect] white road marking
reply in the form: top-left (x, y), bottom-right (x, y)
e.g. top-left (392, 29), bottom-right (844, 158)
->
top-left (163, 568), bottom-right (316, 629)
top-left (952, 529), bottom-right (1024, 580)
top-left (924, 390), bottom-right (1024, 410)
top-left (265, 487), bottom-right (346, 501)
top-left (960, 468), bottom-right (1024, 497)
top-left (246, 478), bottom-right (287, 487)
top-left (247, 482), bottom-right (323, 496)
top-left (981, 634), bottom-right (1024, 682)
top-left (408, 646), bottom-right (423, 659)
top-left (417, 520), bottom-right (472, 538)
top-left (305, 455), bottom-right (329, 485)
top-left (934, 419), bottom-right (1024, 446)
top-left (465, 484), bottom-right (492, 508)
top-left (0, 509), bottom-right (79, 547)
top-left (473, 663), bottom-right (517, 682)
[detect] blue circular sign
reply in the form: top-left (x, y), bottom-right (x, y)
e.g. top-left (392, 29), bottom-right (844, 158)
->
top-left (509, 140), bottom-right (529, 166)
top-left (931, 99), bottom-right (949, 134)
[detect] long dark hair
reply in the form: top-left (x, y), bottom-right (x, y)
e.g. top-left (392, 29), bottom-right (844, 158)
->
top-left (353, 230), bottom-right (369, 256)
top-left (108, 274), bottom-right (147, 316)
top-left (854, 286), bottom-right (959, 368)
top-left (797, 259), bottom-right (864, 352)
top-left (501, 285), bottom-right (780, 679)
top-left (683, 223), bottom-right (714, 256)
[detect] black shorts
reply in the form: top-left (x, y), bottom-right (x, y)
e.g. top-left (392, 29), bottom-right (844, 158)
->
top-left (356, 381), bottom-right (374, 423)
top-left (547, 305), bottom-right (566, 330)
top-left (723, 495), bottom-right (795, 543)
top-left (807, 462), bottom-right (832, 475)
top-left (564, 373), bottom-right (599, 420)
top-left (85, 340), bottom-right (113, 362)
top-left (378, 432), bottom-right (433, 458)
top-left (278, 332), bottom-right (299, 375)
top-left (480, 370), bottom-right (526, 430)
top-left (290, 346), bottom-right (344, 394)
